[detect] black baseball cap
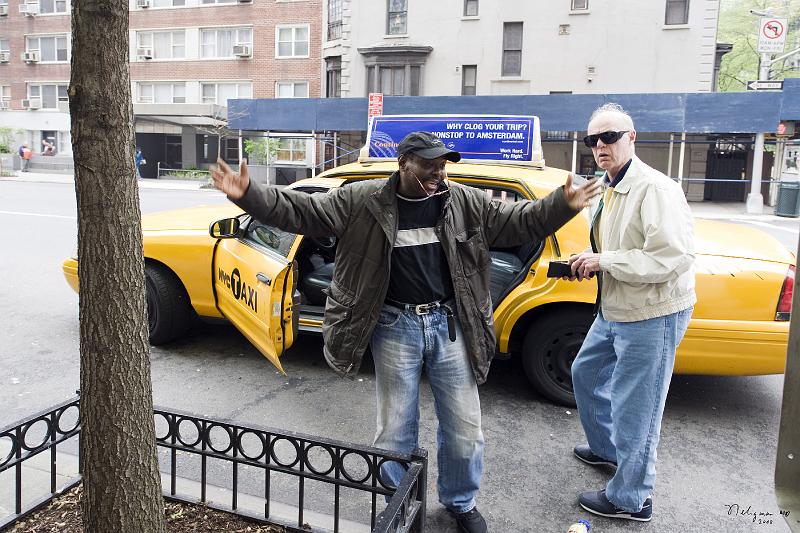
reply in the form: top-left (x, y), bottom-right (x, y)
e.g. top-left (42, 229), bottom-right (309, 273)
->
top-left (397, 131), bottom-right (461, 162)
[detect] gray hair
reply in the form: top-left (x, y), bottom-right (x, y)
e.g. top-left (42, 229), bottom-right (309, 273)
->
top-left (589, 103), bottom-right (634, 129)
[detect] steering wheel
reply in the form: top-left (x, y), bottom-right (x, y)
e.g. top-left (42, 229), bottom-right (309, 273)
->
top-left (309, 235), bottom-right (337, 251)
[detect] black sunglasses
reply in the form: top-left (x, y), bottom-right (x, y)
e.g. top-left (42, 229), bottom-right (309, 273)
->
top-left (583, 130), bottom-right (629, 148)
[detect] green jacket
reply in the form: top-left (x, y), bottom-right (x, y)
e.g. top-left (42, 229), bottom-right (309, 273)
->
top-left (233, 171), bottom-right (578, 385)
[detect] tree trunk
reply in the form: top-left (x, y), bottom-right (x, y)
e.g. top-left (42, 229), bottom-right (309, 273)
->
top-left (69, 0), bottom-right (165, 531)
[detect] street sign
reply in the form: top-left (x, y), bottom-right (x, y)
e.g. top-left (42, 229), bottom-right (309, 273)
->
top-left (746, 79), bottom-right (784, 91)
top-left (758, 17), bottom-right (787, 53)
top-left (368, 92), bottom-right (383, 119)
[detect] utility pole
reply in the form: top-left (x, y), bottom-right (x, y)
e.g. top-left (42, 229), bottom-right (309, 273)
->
top-left (747, 53), bottom-right (771, 214)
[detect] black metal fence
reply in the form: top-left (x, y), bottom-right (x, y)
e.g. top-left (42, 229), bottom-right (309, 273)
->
top-left (0, 396), bottom-right (427, 533)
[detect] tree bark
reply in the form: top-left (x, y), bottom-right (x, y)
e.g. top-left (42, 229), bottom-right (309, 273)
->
top-left (70, 0), bottom-right (165, 531)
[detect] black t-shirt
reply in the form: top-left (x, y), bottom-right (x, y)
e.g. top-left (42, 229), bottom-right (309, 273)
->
top-left (386, 194), bottom-right (454, 304)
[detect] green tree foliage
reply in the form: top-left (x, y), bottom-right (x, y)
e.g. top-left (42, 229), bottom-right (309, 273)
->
top-left (244, 137), bottom-right (279, 165)
top-left (718, 0), bottom-right (800, 92)
top-left (0, 127), bottom-right (24, 153)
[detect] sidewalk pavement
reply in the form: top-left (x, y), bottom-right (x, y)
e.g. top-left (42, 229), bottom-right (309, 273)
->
top-left (1, 171), bottom-right (213, 191)
top-left (4, 170), bottom-right (800, 222)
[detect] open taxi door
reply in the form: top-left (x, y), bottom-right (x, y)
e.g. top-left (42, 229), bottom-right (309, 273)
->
top-left (210, 217), bottom-right (297, 373)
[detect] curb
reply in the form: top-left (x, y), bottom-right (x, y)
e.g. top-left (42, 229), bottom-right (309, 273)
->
top-left (1, 174), bottom-right (217, 192)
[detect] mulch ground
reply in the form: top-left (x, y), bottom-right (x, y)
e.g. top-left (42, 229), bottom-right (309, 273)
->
top-left (6, 484), bottom-right (288, 532)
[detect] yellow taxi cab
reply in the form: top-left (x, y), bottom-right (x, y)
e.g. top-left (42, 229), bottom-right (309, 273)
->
top-left (62, 115), bottom-right (795, 405)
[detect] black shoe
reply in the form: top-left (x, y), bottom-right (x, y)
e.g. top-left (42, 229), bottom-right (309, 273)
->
top-left (579, 490), bottom-right (652, 522)
top-left (451, 506), bottom-right (488, 533)
top-left (574, 444), bottom-right (617, 467)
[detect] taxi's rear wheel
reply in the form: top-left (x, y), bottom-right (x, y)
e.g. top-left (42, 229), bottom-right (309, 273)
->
top-left (521, 310), bottom-right (593, 407)
top-left (145, 262), bottom-right (193, 345)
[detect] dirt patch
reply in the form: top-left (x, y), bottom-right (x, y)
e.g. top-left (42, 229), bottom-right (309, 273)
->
top-left (6, 484), bottom-right (287, 533)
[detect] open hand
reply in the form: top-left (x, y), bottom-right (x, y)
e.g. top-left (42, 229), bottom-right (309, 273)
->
top-left (211, 158), bottom-right (250, 200)
top-left (564, 173), bottom-right (602, 211)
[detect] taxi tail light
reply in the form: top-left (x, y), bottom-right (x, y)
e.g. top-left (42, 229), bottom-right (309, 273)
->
top-left (776, 265), bottom-right (795, 321)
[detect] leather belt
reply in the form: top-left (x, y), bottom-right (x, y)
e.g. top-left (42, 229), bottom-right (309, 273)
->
top-left (385, 297), bottom-right (450, 315)
top-left (384, 297), bottom-right (457, 342)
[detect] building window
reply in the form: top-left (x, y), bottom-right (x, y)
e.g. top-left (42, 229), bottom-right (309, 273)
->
top-left (276, 138), bottom-right (309, 164)
top-left (464, 0), bottom-right (478, 16)
top-left (1, 85), bottom-right (11, 102)
top-left (461, 65), bottom-right (476, 95)
top-left (201, 82), bottom-right (252, 105)
top-left (366, 65), bottom-right (420, 96)
top-left (276, 25), bottom-right (309, 58)
top-left (665, 0), bottom-right (689, 25)
top-left (571, 0), bottom-right (588, 10)
top-left (151, 0), bottom-right (185, 6)
top-left (58, 130), bottom-right (72, 154)
top-left (328, 0), bottom-right (342, 40)
top-left (224, 138), bottom-right (238, 161)
top-left (326, 56), bottom-right (342, 97)
top-left (137, 82), bottom-right (186, 104)
top-left (387, 0), bottom-right (407, 35)
top-left (25, 35), bottom-right (69, 62)
top-left (201, 0), bottom-right (235, 4)
top-left (0, 39), bottom-right (9, 54)
top-left (276, 81), bottom-right (309, 98)
top-left (28, 84), bottom-right (68, 109)
top-left (201, 27), bottom-right (252, 58)
top-left (38, 0), bottom-right (68, 13)
top-left (136, 30), bottom-right (185, 59)
top-left (502, 22), bottom-right (523, 76)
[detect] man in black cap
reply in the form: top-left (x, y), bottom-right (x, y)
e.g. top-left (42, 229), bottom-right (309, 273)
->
top-left (212, 131), bottom-right (600, 533)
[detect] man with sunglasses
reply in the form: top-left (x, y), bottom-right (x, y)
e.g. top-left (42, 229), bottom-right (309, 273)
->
top-left (212, 130), bottom-right (601, 533)
top-left (567, 104), bottom-right (696, 522)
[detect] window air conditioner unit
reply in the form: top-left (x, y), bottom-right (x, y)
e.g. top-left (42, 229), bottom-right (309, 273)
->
top-left (0, 101), bottom-right (9, 111)
top-left (233, 44), bottom-right (251, 57)
top-left (19, 2), bottom-right (38, 15)
top-left (22, 97), bottom-right (41, 110)
top-left (0, 52), bottom-right (9, 63)
top-left (136, 47), bottom-right (153, 60)
top-left (0, 5), bottom-right (8, 15)
top-left (23, 50), bottom-right (40, 63)
top-left (57, 101), bottom-right (69, 113)
top-left (137, 0), bottom-right (150, 8)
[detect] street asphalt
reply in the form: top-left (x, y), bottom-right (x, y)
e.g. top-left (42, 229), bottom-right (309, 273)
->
top-left (0, 175), bottom-right (797, 532)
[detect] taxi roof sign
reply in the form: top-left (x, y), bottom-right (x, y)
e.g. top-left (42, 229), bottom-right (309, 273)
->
top-left (358, 114), bottom-right (545, 168)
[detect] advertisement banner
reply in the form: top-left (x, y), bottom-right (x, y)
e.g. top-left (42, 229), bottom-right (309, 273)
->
top-left (364, 114), bottom-right (543, 166)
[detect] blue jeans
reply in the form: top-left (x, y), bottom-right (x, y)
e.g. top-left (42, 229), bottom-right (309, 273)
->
top-left (370, 303), bottom-right (484, 513)
top-left (571, 308), bottom-right (693, 512)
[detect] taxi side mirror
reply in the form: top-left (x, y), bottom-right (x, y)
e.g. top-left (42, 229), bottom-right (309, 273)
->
top-left (209, 217), bottom-right (241, 238)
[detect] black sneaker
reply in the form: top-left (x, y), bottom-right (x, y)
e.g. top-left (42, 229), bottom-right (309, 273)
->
top-left (451, 506), bottom-right (488, 533)
top-left (579, 490), bottom-right (652, 522)
top-left (573, 444), bottom-right (617, 467)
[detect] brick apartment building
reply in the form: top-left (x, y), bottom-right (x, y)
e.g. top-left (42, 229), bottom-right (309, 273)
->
top-left (0, 0), bottom-right (321, 176)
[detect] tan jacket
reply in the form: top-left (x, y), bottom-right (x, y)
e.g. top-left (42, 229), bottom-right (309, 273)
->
top-left (594, 156), bottom-right (697, 322)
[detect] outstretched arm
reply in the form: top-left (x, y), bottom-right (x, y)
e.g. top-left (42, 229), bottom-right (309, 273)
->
top-left (484, 174), bottom-right (602, 247)
top-left (211, 158), bottom-right (351, 237)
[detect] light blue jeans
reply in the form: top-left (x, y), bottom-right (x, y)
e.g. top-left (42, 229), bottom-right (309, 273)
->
top-left (571, 308), bottom-right (693, 512)
top-left (370, 303), bottom-right (484, 514)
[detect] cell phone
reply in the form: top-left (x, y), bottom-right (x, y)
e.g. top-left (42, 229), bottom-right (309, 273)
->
top-left (547, 260), bottom-right (573, 278)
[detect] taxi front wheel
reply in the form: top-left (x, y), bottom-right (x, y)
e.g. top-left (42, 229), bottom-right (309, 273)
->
top-left (521, 310), bottom-right (593, 407)
top-left (145, 262), bottom-right (193, 345)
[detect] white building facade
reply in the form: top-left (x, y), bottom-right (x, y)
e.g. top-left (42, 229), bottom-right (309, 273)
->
top-left (322, 0), bottom-right (721, 98)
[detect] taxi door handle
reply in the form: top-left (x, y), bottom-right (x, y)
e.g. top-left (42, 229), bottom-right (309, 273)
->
top-left (256, 273), bottom-right (271, 286)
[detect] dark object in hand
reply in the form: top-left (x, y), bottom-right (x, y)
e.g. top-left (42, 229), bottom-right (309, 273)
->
top-left (547, 260), bottom-right (573, 278)
top-left (547, 259), bottom-right (596, 279)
